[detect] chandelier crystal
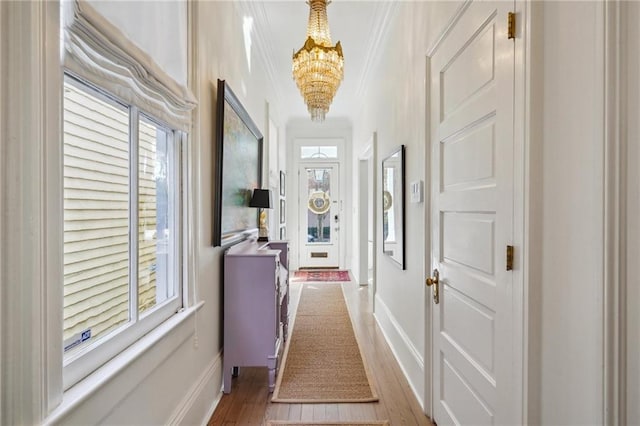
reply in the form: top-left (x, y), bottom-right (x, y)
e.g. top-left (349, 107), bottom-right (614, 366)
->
top-left (292, 0), bottom-right (344, 122)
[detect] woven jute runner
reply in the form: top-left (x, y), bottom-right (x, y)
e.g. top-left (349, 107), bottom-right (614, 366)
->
top-left (266, 422), bottom-right (389, 426)
top-left (271, 284), bottom-right (378, 403)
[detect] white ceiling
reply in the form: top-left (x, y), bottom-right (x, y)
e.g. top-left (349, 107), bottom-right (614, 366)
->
top-left (242, 1), bottom-right (397, 123)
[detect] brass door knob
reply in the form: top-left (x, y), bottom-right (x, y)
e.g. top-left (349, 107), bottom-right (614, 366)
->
top-left (425, 269), bottom-right (440, 304)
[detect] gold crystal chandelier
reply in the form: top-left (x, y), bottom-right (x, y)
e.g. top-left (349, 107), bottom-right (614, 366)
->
top-left (292, 0), bottom-right (344, 122)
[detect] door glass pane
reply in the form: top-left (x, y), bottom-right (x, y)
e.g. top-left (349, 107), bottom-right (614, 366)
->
top-left (62, 80), bottom-right (130, 355)
top-left (306, 168), bottom-right (332, 243)
top-left (138, 118), bottom-right (176, 315)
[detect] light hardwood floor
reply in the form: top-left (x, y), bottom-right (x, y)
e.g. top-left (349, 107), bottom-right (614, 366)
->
top-left (209, 280), bottom-right (433, 425)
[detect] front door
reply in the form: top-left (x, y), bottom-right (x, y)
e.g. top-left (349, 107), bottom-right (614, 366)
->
top-left (298, 163), bottom-right (340, 268)
top-left (428, 1), bottom-right (518, 424)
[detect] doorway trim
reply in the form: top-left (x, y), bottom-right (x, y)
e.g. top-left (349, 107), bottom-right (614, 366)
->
top-left (603, 0), bottom-right (633, 423)
top-left (358, 134), bottom-right (377, 308)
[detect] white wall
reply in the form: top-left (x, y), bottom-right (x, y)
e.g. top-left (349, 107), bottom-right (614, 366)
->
top-left (353, 1), bottom-right (615, 421)
top-left (352, 1), bottom-right (464, 406)
top-left (2, 0), bottom-right (630, 423)
top-left (192, 3), bottom-right (281, 418)
top-left (88, 0), bottom-right (188, 85)
top-left (528, 2), bottom-right (606, 423)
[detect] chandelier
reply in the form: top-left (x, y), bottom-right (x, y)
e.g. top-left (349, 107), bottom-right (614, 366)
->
top-left (292, 0), bottom-right (344, 122)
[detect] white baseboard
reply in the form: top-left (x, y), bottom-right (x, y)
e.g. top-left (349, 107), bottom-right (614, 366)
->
top-left (167, 351), bottom-right (223, 426)
top-left (374, 294), bottom-right (425, 408)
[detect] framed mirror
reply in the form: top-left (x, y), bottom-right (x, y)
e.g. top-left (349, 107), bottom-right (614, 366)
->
top-left (382, 145), bottom-right (405, 269)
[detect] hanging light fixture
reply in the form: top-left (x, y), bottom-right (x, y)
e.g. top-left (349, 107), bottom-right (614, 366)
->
top-left (292, 0), bottom-right (344, 122)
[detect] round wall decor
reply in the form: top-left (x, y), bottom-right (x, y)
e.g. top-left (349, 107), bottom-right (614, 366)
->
top-left (308, 191), bottom-right (331, 215)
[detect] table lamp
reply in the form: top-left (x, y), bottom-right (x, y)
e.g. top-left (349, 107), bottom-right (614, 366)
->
top-left (249, 188), bottom-right (273, 242)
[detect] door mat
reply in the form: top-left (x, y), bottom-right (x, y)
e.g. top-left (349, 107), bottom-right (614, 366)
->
top-left (292, 270), bottom-right (351, 282)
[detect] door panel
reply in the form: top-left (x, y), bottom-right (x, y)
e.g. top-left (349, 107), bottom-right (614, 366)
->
top-left (442, 121), bottom-right (495, 190)
top-left (441, 21), bottom-right (496, 118)
top-left (442, 286), bottom-right (495, 374)
top-left (430, 1), bottom-right (515, 424)
top-left (441, 356), bottom-right (494, 425)
top-left (298, 163), bottom-right (340, 268)
top-left (442, 212), bottom-right (495, 274)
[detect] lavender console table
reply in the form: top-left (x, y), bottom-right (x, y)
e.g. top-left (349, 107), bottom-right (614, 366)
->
top-left (223, 239), bottom-right (289, 393)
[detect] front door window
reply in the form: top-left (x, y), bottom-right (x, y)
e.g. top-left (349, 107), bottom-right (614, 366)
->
top-left (306, 168), bottom-right (332, 243)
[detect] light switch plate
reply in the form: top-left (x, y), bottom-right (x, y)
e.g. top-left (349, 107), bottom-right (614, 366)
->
top-left (410, 180), bottom-right (424, 203)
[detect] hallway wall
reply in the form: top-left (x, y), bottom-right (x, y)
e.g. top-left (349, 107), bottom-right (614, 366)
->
top-left (34, 2), bottom-right (282, 424)
top-left (354, 1), bottom-right (613, 422)
top-left (527, 2), bottom-right (606, 423)
top-left (3, 0), bottom-right (629, 423)
top-left (87, 0), bottom-right (187, 85)
top-left (352, 1), bottom-right (464, 406)
top-left (182, 1), bottom-right (283, 423)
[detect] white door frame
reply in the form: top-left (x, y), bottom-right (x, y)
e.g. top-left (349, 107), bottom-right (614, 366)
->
top-left (358, 134), bottom-right (377, 308)
top-left (423, 0), bottom-right (527, 420)
top-left (291, 137), bottom-right (347, 270)
top-left (514, 1), bottom-right (631, 422)
top-left (603, 1), bottom-right (634, 423)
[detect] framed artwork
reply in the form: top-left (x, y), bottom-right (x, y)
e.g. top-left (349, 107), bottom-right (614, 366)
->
top-left (279, 171), bottom-right (286, 197)
top-left (280, 199), bottom-right (286, 224)
top-left (280, 226), bottom-right (286, 240)
top-left (213, 79), bottom-right (263, 247)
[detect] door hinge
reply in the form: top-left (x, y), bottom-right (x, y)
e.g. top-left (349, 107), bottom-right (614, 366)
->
top-left (508, 12), bottom-right (516, 39)
top-left (506, 245), bottom-right (514, 271)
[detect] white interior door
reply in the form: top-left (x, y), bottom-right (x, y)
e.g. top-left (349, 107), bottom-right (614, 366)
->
top-left (429, 1), bottom-right (517, 424)
top-left (298, 163), bottom-right (340, 268)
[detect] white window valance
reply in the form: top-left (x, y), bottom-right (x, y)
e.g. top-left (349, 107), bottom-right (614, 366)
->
top-left (62, 0), bottom-right (196, 131)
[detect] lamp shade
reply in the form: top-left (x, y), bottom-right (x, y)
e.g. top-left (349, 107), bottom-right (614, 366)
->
top-left (249, 189), bottom-right (273, 209)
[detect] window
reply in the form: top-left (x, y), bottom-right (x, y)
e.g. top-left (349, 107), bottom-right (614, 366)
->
top-left (300, 145), bottom-right (338, 159)
top-left (62, 75), bottom-right (183, 387)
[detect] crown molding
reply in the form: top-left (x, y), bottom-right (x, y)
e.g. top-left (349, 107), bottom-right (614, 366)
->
top-left (353, 2), bottom-right (399, 103)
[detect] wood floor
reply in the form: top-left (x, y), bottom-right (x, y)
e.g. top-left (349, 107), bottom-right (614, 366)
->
top-left (209, 280), bottom-right (433, 425)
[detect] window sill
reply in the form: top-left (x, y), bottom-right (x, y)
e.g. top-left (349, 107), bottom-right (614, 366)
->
top-left (44, 301), bottom-right (205, 425)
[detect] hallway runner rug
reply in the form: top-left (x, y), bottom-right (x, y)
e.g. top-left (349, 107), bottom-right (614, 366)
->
top-left (292, 270), bottom-right (351, 282)
top-left (271, 284), bottom-right (378, 403)
top-left (267, 422), bottom-right (389, 426)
